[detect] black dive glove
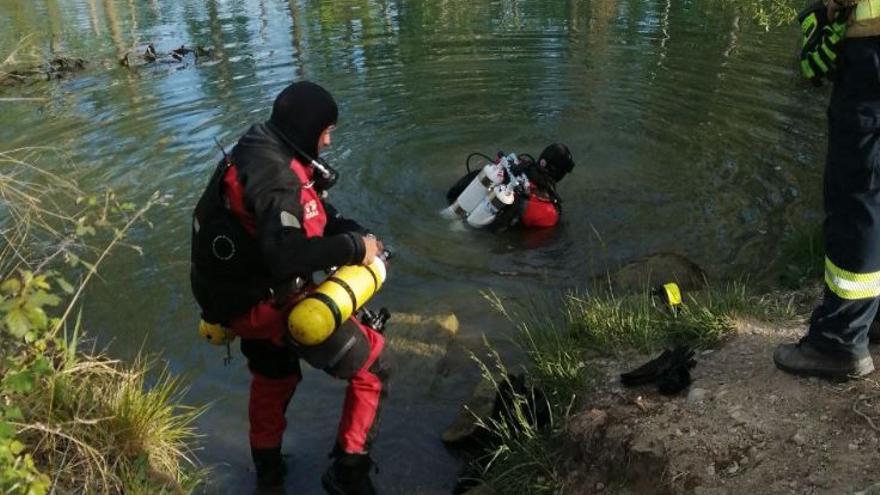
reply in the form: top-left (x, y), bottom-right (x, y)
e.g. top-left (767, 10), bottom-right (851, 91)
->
top-left (798, 1), bottom-right (850, 86)
top-left (620, 346), bottom-right (696, 395)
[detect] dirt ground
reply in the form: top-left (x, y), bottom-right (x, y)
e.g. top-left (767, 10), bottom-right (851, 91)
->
top-left (565, 318), bottom-right (880, 495)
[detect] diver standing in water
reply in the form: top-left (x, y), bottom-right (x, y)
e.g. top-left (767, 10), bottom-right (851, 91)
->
top-left (774, 1), bottom-right (880, 379)
top-left (190, 81), bottom-right (390, 494)
top-left (442, 143), bottom-right (575, 230)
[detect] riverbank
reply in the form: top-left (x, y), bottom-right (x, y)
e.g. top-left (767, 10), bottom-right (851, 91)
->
top-left (562, 312), bottom-right (880, 494)
top-left (464, 253), bottom-right (880, 494)
top-left (0, 148), bottom-right (202, 494)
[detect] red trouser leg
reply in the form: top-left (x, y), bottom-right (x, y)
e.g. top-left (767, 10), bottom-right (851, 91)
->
top-left (230, 299), bottom-right (303, 450)
top-left (249, 372), bottom-right (300, 449)
top-left (336, 323), bottom-right (388, 454)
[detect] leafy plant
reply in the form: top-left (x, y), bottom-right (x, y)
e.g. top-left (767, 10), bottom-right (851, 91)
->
top-left (0, 147), bottom-right (199, 494)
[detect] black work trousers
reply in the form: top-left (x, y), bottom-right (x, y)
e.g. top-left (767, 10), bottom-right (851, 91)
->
top-left (805, 37), bottom-right (880, 359)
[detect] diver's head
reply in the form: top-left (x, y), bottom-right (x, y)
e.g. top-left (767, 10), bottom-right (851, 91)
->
top-left (538, 143), bottom-right (575, 183)
top-left (269, 81), bottom-right (338, 159)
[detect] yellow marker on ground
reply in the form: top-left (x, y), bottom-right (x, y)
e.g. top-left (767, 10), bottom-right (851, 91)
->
top-left (662, 282), bottom-right (683, 308)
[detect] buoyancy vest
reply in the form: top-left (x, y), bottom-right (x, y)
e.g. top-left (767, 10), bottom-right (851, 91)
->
top-left (521, 190), bottom-right (560, 228)
top-left (191, 157), bottom-right (328, 324)
top-left (848, 0), bottom-right (880, 38)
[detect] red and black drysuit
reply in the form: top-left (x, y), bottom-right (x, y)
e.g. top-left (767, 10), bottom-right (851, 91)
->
top-left (190, 122), bottom-right (390, 459)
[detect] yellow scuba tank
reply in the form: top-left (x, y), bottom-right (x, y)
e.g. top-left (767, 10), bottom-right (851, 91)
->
top-left (288, 257), bottom-right (388, 346)
top-left (198, 319), bottom-right (236, 345)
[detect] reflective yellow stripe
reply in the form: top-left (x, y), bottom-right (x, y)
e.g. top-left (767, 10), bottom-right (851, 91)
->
top-left (811, 51), bottom-right (829, 72)
top-left (821, 43), bottom-right (837, 62)
top-left (801, 59), bottom-right (816, 79)
top-left (824, 257), bottom-right (880, 299)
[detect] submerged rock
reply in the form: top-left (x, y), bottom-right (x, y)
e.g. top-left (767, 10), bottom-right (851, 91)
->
top-left (446, 373), bottom-right (551, 494)
top-left (610, 252), bottom-right (707, 293)
top-left (384, 312), bottom-right (459, 392)
top-left (443, 373), bottom-right (550, 445)
top-left (442, 377), bottom-right (497, 444)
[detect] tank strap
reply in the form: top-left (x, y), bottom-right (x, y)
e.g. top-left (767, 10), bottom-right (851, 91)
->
top-left (327, 276), bottom-right (359, 310)
top-left (490, 195), bottom-right (509, 211)
top-left (323, 334), bottom-right (358, 371)
top-left (364, 265), bottom-right (380, 293)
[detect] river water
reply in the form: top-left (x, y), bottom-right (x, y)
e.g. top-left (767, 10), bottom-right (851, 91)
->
top-left (1, 0), bottom-right (826, 493)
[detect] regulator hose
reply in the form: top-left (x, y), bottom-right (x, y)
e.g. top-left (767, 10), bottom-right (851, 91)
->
top-left (465, 152), bottom-right (495, 173)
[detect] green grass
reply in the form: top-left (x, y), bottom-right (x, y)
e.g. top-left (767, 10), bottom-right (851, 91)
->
top-left (779, 223), bottom-right (824, 289)
top-left (492, 281), bottom-right (794, 360)
top-left (466, 349), bottom-right (570, 495)
top-left (713, 0), bottom-right (799, 30)
top-left (567, 282), bottom-right (795, 353)
top-left (10, 325), bottom-right (205, 494)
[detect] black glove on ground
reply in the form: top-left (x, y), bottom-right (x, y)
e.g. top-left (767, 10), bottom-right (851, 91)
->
top-left (621, 345), bottom-right (696, 395)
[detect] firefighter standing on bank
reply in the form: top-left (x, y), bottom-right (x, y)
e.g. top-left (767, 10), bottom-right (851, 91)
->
top-left (190, 81), bottom-right (390, 493)
top-left (775, 0), bottom-right (880, 379)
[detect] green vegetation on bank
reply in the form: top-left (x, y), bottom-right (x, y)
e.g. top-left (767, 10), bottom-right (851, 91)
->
top-left (720, 0), bottom-right (798, 30)
top-left (472, 279), bottom-right (801, 494)
top-left (779, 222), bottom-right (824, 289)
top-left (0, 147), bottom-right (202, 494)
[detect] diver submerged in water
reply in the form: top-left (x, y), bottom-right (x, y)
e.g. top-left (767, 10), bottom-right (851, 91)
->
top-left (441, 143), bottom-right (575, 231)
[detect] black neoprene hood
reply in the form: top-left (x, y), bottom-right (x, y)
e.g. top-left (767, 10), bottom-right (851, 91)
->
top-left (539, 143), bottom-right (575, 183)
top-left (269, 81), bottom-right (339, 159)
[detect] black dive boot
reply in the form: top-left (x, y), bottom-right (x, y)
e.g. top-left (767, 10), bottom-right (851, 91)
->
top-left (321, 451), bottom-right (376, 495)
top-left (252, 446), bottom-right (286, 492)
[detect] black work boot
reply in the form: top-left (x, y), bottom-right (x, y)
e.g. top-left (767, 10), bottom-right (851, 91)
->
top-left (321, 451), bottom-right (376, 495)
top-left (252, 446), bottom-right (286, 492)
top-left (870, 320), bottom-right (880, 344)
top-left (774, 340), bottom-right (874, 381)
